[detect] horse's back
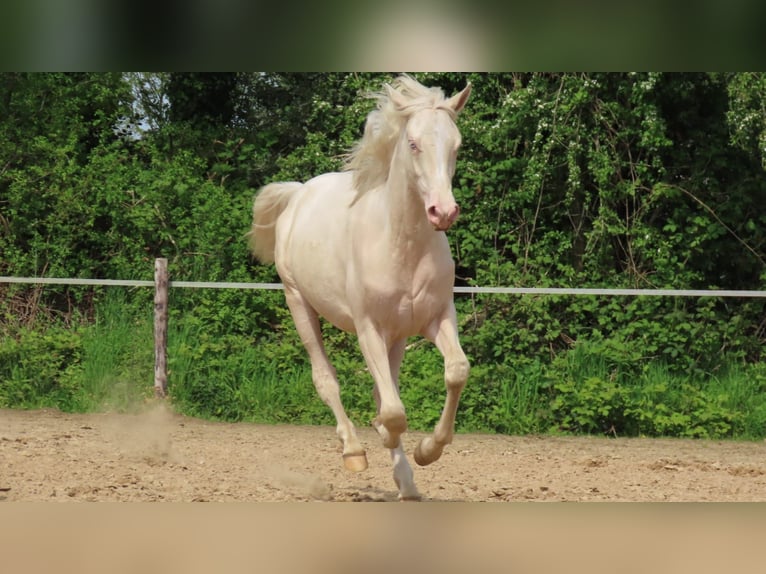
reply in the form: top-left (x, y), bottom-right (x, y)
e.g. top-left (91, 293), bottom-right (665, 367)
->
top-left (277, 171), bottom-right (356, 246)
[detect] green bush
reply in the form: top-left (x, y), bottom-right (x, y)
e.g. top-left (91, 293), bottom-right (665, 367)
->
top-left (3, 73), bottom-right (766, 441)
top-left (0, 327), bottom-right (82, 409)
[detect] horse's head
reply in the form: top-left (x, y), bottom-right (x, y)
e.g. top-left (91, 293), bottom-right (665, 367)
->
top-left (391, 82), bottom-right (472, 231)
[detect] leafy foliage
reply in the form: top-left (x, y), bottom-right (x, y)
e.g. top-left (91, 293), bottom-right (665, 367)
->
top-left (2, 72), bottom-right (766, 439)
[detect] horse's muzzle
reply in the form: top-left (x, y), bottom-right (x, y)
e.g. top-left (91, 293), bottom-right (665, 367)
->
top-left (427, 203), bottom-right (460, 231)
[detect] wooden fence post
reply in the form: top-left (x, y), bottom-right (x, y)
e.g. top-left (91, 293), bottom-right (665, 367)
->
top-left (154, 258), bottom-right (169, 398)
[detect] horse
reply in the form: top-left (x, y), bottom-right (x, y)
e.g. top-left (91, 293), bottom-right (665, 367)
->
top-left (248, 75), bottom-right (471, 500)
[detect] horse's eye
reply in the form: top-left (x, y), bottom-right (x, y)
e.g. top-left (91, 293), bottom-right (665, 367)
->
top-left (408, 140), bottom-right (419, 152)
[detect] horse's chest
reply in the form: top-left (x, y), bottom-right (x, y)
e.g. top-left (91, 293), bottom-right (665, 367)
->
top-left (397, 294), bottom-right (437, 330)
top-left (359, 278), bottom-right (450, 336)
top-left (350, 238), bottom-right (454, 334)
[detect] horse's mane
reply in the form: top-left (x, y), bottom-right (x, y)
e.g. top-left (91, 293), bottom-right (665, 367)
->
top-left (343, 75), bottom-right (457, 194)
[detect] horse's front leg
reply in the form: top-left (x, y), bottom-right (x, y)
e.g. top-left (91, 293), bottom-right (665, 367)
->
top-left (356, 323), bottom-right (407, 448)
top-left (414, 304), bottom-right (470, 466)
top-left (372, 338), bottom-right (420, 501)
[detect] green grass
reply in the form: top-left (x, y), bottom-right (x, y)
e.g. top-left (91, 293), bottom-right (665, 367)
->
top-left (2, 298), bottom-right (766, 441)
top-left (75, 291), bottom-right (154, 412)
top-left (0, 289), bottom-right (153, 412)
top-left (165, 321), bottom-right (328, 424)
top-left (543, 341), bottom-right (766, 439)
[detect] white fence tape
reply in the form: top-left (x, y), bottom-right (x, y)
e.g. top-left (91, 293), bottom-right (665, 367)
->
top-left (2, 276), bottom-right (766, 297)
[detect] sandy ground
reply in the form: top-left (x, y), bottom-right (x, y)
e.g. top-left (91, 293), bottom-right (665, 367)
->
top-left (2, 405), bottom-right (766, 502)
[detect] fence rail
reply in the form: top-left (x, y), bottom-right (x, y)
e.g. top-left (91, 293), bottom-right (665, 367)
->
top-left (0, 276), bottom-right (284, 290)
top-left (2, 275), bottom-right (766, 298)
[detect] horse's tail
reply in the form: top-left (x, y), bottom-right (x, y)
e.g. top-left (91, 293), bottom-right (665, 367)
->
top-left (248, 182), bottom-right (302, 264)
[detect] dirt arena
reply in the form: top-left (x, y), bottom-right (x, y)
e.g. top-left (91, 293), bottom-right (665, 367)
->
top-left (2, 405), bottom-right (766, 502)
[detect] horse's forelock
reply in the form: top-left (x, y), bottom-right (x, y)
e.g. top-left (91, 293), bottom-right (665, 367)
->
top-left (387, 75), bottom-right (456, 119)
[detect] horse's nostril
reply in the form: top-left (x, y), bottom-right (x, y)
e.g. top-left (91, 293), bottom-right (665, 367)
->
top-left (427, 204), bottom-right (460, 228)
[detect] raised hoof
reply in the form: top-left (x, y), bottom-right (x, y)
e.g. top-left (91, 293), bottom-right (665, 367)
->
top-left (398, 494), bottom-right (422, 502)
top-left (414, 437), bottom-right (443, 467)
top-left (343, 453), bottom-right (369, 472)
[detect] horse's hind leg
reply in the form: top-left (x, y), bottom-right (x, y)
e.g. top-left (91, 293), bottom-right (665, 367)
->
top-left (283, 286), bottom-right (368, 471)
top-left (414, 304), bottom-right (469, 467)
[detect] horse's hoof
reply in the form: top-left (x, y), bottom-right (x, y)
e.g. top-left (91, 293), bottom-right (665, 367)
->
top-left (343, 453), bottom-right (368, 472)
top-left (394, 476), bottom-right (420, 501)
top-left (414, 437), bottom-right (443, 467)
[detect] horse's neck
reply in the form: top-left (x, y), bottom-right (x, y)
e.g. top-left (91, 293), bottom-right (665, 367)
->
top-left (381, 148), bottom-right (431, 243)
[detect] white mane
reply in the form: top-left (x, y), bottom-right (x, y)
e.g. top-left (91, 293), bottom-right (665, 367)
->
top-left (343, 75), bottom-right (456, 194)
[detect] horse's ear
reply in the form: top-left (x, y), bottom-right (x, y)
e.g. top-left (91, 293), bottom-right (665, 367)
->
top-left (446, 82), bottom-right (472, 114)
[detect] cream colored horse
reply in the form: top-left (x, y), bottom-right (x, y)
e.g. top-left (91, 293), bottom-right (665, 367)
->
top-left (249, 75), bottom-right (471, 500)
